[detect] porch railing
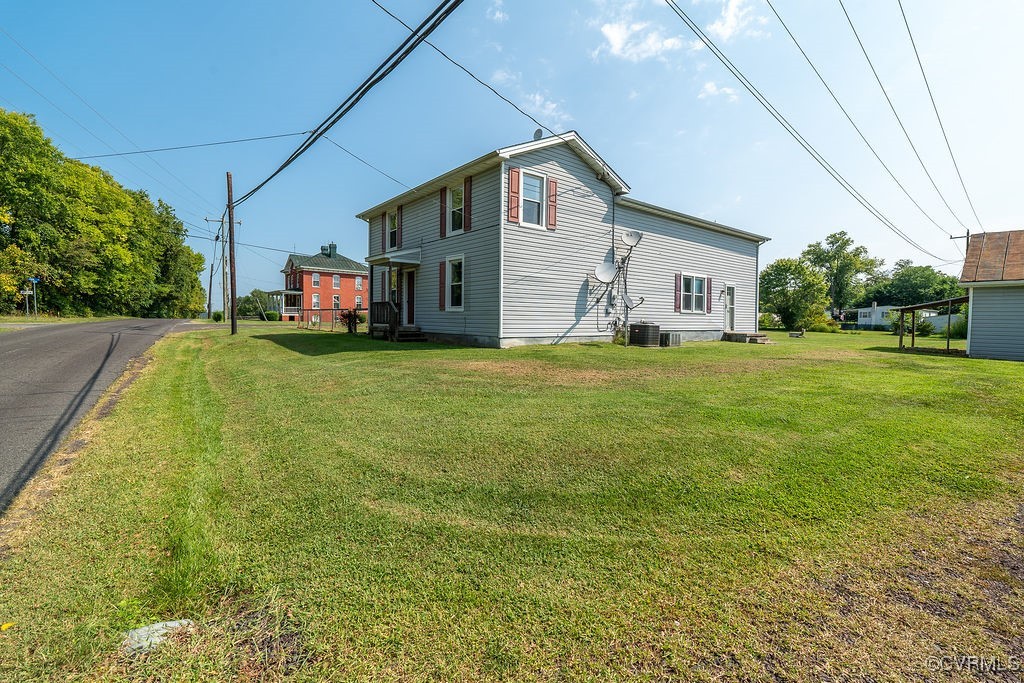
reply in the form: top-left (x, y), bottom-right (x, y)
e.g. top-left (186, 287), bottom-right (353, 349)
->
top-left (296, 308), bottom-right (360, 333)
top-left (370, 301), bottom-right (399, 340)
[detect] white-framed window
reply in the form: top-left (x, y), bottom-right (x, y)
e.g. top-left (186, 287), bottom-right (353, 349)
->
top-left (355, 276), bottom-right (363, 291)
top-left (355, 295), bottom-right (363, 309)
top-left (447, 256), bottom-right (464, 311)
top-left (521, 172), bottom-right (545, 226)
top-left (332, 274), bottom-right (340, 289)
top-left (311, 272), bottom-right (321, 287)
top-left (311, 293), bottom-right (320, 309)
top-left (680, 275), bottom-right (706, 313)
top-left (387, 212), bottom-right (398, 250)
top-left (332, 294), bottom-right (340, 309)
top-left (448, 186), bottom-right (464, 234)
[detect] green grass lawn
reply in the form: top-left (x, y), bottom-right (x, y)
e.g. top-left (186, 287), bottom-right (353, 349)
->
top-left (1, 328), bottom-right (1022, 681)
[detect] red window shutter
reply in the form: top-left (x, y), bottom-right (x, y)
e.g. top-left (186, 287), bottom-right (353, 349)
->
top-left (380, 212), bottom-right (386, 252)
top-left (508, 167), bottom-right (521, 223)
top-left (464, 176), bottom-right (473, 232)
top-left (397, 205), bottom-right (403, 249)
top-left (706, 277), bottom-right (713, 313)
top-left (674, 273), bottom-right (682, 313)
top-left (438, 260), bottom-right (446, 310)
top-left (547, 178), bottom-right (558, 229)
top-left (439, 188), bottom-right (447, 238)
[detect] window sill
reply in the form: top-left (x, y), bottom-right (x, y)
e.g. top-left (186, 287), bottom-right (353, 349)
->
top-left (446, 307), bottom-right (465, 312)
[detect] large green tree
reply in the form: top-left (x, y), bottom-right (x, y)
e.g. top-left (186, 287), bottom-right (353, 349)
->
top-left (0, 108), bottom-right (205, 317)
top-left (857, 260), bottom-right (964, 307)
top-left (802, 231), bottom-right (883, 313)
top-left (759, 258), bottom-right (830, 330)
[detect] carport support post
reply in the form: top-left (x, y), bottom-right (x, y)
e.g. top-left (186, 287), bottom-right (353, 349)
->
top-left (911, 311), bottom-right (916, 348)
top-left (946, 300), bottom-right (952, 352)
top-left (899, 310), bottom-right (905, 350)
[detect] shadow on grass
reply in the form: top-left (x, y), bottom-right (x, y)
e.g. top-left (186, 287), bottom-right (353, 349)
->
top-left (251, 332), bottom-right (458, 356)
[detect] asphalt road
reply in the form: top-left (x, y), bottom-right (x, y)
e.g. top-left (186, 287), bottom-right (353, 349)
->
top-left (0, 318), bottom-right (185, 513)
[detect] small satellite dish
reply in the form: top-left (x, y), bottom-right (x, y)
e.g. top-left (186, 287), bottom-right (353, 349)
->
top-left (622, 293), bottom-right (636, 309)
top-left (621, 230), bottom-right (643, 247)
top-left (594, 262), bottom-right (617, 284)
top-left (533, 128), bottom-right (543, 141)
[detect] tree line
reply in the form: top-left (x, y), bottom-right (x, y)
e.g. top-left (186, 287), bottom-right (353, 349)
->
top-left (759, 231), bottom-right (964, 330)
top-left (0, 108), bottom-right (205, 317)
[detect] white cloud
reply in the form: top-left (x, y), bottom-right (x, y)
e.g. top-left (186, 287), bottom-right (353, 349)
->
top-left (489, 69), bottom-right (573, 129)
top-left (597, 20), bottom-right (685, 62)
top-left (697, 81), bottom-right (738, 102)
top-left (706, 0), bottom-right (769, 41)
top-left (522, 91), bottom-right (573, 128)
top-left (628, 89), bottom-right (639, 100)
top-left (486, 0), bottom-right (508, 22)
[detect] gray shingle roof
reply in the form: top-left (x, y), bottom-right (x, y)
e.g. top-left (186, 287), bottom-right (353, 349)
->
top-left (287, 251), bottom-right (367, 274)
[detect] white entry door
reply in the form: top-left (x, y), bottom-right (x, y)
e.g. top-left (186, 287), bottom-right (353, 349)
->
top-left (725, 285), bottom-right (736, 331)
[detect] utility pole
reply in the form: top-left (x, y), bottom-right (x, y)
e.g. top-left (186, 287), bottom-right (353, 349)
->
top-left (226, 172), bottom-right (238, 335)
top-left (222, 245), bottom-right (228, 321)
top-left (204, 217), bottom-right (225, 321)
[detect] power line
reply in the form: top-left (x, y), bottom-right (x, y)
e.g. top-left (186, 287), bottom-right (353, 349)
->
top-left (896, 0), bottom-right (984, 232)
top-left (661, 0), bottom-right (945, 261)
top-left (837, 0), bottom-right (971, 234)
top-left (0, 25), bottom-right (220, 211)
top-left (764, 0), bottom-right (962, 257)
top-left (232, 0), bottom-right (465, 207)
top-left (370, 0), bottom-right (559, 139)
top-left (70, 130), bottom-right (313, 160)
top-left (0, 60), bottom-right (216, 220)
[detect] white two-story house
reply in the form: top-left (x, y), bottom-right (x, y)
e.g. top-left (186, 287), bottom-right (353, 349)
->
top-left (357, 131), bottom-right (769, 347)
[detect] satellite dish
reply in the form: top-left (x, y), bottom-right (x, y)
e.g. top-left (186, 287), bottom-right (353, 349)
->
top-left (594, 262), bottom-right (617, 284)
top-left (622, 293), bottom-right (636, 309)
top-left (621, 230), bottom-right (643, 247)
top-left (533, 128), bottom-right (543, 141)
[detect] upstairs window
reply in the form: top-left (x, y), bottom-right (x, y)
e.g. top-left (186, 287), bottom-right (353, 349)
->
top-left (332, 294), bottom-right (340, 309)
top-left (387, 212), bottom-right (399, 250)
top-left (311, 272), bottom-right (321, 287)
top-left (332, 274), bottom-right (340, 289)
top-left (355, 276), bottom-right (363, 291)
top-left (449, 186), bottom-right (464, 234)
top-left (521, 173), bottom-right (544, 226)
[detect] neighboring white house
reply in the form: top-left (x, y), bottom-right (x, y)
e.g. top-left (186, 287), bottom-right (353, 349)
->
top-left (960, 230), bottom-right (1024, 361)
top-left (356, 132), bottom-right (770, 348)
top-left (848, 304), bottom-right (939, 329)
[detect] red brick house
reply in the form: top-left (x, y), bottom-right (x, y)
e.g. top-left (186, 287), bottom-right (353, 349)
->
top-left (273, 243), bottom-right (368, 321)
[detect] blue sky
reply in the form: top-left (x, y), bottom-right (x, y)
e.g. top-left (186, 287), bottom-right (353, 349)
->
top-left (2, 0), bottom-right (1020, 304)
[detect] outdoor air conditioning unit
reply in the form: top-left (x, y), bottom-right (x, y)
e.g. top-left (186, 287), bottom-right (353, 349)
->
top-left (659, 331), bottom-right (682, 347)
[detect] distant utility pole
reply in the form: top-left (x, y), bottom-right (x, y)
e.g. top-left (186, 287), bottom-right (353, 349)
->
top-left (204, 217), bottom-right (225, 321)
top-left (226, 172), bottom-right (238, 336)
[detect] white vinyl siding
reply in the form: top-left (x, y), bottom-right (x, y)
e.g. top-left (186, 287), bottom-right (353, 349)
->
top-left (501, 143), bottom-right (760, 341)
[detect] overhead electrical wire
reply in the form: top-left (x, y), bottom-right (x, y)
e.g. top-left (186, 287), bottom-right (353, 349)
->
top-left (370, 0), bottom-right (560, 140)
top-left (764, 0), bottom-right (962, 257)
top-left (0, 25), bottom-right (221, 212)
top-left (837, 0), bottom-right (971, 234)
top-left (661, 0), bottom-right (946, 261)
top-left (71, 130), bottom-right (313, 160)
top-left (232, 0), bottom-right (466, 208)
top-left (896, 0), bottom-right (984, 232)
top-left (0, 61), bottom-right (214, 222)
